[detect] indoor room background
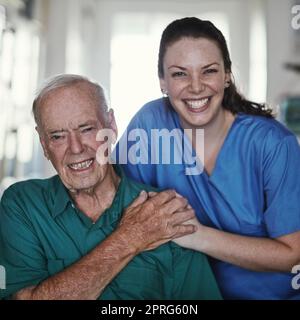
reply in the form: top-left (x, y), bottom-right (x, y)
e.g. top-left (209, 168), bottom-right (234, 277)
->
top-left (0, 0), bottom-right (299, 197)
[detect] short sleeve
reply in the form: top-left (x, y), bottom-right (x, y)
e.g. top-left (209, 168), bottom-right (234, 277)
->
top-left (0, 189), bottom-right (49, 299)
top-left (263, 135), bottom-right (300, 238)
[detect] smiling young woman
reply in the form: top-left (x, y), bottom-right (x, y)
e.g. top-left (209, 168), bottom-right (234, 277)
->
top-left (117, 17), bottom-right (300, 300)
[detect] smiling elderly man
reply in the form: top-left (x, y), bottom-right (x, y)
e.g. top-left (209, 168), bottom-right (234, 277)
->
top-left (0, 74), bottom-right (221, 300)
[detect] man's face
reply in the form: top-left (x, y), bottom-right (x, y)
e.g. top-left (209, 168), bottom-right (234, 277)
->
top-left (37, 83), bottom-right (116, 192)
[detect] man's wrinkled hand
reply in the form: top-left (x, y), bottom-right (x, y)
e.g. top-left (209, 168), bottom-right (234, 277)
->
top-left (117, 189), bottom-right (196, 253)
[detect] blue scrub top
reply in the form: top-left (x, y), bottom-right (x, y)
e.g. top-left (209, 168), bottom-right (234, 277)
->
top-left (114, 98), bottom-right (300, 300)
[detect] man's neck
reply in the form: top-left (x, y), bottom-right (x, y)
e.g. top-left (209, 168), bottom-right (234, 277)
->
top-left (69, 166), bottom-right (121, 222)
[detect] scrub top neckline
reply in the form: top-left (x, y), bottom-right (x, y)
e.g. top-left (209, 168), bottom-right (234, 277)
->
top-left (203, 113), bottom-right (241, 181)
top-left (173, 110), bottom-right (242, 180)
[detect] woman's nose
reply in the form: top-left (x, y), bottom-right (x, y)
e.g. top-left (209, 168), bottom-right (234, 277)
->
top-left (189, 76), bottom-right (205, 93)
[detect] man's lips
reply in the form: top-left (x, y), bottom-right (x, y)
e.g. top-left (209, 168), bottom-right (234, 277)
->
top-left (67, 158), bottom-right (94, 171)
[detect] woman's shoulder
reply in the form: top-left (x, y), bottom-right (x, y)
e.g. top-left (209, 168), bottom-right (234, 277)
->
top-left (131, 98), bottom-right (177, 127)
top-left (236, 113), bottom-right (295, 143)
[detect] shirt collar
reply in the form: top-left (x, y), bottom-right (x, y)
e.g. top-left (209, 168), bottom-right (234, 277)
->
top-left (51, 176), bottom-right (73, 218)
top-left (51, 165), bottom-right (126, 219)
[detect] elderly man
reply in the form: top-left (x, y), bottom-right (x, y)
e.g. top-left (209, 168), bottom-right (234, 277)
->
top-left (0, 74), bottom-right (221, 300)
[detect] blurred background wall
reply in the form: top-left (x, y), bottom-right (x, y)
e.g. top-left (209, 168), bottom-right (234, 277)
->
top-left (0, 0), bottom-right (300, 195)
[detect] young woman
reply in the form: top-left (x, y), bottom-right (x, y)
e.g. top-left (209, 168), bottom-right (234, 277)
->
top-left (116, 17), bottom-right (300, 299)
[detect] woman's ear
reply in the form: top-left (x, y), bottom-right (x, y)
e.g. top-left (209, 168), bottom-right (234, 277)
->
top-left (224, 73), bottom-right (231, 88)
top-left (159, 78), bottom-right (168, 96)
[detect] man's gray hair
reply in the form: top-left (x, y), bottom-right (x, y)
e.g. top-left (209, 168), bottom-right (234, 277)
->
top-left (32, 74), bottom-right (109, 127)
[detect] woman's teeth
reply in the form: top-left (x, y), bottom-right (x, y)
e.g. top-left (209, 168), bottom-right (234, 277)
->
top-left (68, 159), bottom-right (93, 170)
top-left (186, 98), bottom-right (209, 109)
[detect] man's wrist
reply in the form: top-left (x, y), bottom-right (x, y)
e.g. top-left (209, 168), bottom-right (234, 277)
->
top-left (111, 226), bottom-right (142, 256)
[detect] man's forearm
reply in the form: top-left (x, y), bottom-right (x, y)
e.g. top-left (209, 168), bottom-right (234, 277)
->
top-left (14, 190), bottom-right (196, 300)
top-left (14, 229), bottom-right (138, 300)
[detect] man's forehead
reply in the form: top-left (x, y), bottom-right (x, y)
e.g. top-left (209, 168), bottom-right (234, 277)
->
top-left (43, 83), bottom-right (97, 103)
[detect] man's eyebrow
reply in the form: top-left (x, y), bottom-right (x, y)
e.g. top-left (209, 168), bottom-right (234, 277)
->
top-left (49, 129), bottom-right (67, 135)
top-left (78, 122), bottom-right (95, 128)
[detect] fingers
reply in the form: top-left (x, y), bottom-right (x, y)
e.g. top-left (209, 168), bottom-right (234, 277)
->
top-left (171, 209), bottom-right (195, 225)
top-left (128, 190), bottom-right (148, 208)
top-left (147, 189), bottom-right (177, 206)
top-left (148, 191), bottom-right (157, 198)
top-left (148, 190), bottom-right (183, 199)
top-left (161, 196), bottom-right (188, 214)
top-left (172, 224), bottom-right (197, 239)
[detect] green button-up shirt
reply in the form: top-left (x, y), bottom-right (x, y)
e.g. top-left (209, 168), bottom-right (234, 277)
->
top-left (0, 166), bottom-right (221, 300)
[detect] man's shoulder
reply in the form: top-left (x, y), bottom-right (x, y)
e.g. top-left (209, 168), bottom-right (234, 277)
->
top-left (1, 175), bottom-right (59, 203)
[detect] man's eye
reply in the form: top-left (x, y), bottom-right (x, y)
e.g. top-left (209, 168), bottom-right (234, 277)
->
top-left (50, 135), bottom-right (64, 141)
top-left (81, 127), bottom-right (94, 133)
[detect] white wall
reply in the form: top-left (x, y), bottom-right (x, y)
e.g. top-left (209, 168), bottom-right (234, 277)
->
top-left (32, 0), bottom-right (299, 177)
top-left (266, 0), bottom-right (300, 107)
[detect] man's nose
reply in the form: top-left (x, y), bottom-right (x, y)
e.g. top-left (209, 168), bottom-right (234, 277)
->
top-left (189, 75), bottom-right (205, 93)
top-left (69, 132), bottom-right (84, 154)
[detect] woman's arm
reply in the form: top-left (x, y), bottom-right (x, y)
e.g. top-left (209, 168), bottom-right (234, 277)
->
top-left (173, 218), bottom-right (300, 272)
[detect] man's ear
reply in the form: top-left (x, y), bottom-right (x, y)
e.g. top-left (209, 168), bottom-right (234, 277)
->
top-left (107, 109), bottom-right (118, 144)
top-left (36, 126), bottom-right (50, 160)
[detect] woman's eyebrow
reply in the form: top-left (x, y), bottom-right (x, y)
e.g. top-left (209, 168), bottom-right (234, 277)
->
top-left (202, 62), bottom-right (220, 69)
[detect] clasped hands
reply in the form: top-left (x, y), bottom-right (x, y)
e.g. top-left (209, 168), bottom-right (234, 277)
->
top-left (117, 189), bottom-right (201, 252)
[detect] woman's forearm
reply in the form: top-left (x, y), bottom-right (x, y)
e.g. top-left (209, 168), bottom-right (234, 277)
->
top-left (174, 225), bottom-right (300, 272)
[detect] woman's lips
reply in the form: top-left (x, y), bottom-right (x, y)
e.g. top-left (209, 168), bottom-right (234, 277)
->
top-left (184, 97), bottom-right (210, 112)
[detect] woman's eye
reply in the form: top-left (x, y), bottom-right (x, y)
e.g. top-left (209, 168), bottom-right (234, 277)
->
top-left (171, 71), bottom-right (186, 77)
top-left (204, 68), bottom-right (218, 74)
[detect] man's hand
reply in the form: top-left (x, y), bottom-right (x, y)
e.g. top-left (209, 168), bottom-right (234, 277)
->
top-left (117, 190), bottom-right (196, 253)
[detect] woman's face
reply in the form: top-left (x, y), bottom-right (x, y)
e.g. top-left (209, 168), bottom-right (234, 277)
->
top-left (160, 37), bottom-right (230, 129)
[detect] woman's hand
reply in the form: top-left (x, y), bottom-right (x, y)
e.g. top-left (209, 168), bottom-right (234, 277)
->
top-left (172, 217), bottom-right (203, 250)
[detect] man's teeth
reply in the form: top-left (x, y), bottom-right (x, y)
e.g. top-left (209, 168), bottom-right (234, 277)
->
top-left (69, 159), bottom-right (93, 170)
top-left (186, 98), bottom-right (209, 109)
